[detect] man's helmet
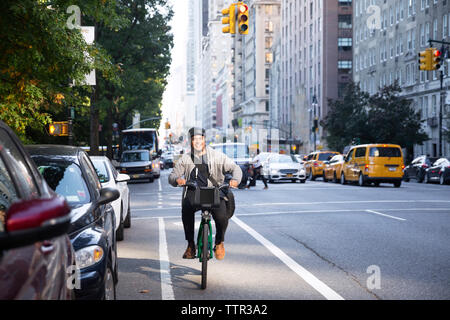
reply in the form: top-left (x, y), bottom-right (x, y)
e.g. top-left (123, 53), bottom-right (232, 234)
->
top-left (188, 127), bottom-right (206, 138)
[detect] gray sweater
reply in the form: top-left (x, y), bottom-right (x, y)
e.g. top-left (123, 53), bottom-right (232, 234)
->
top-left (168, 146), bottom-right (243, 188)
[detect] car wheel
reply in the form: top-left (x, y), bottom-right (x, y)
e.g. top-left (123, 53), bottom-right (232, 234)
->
top-left (340, 173), bottom-right (346, 185)
top-left (323, 175), bottom-right (328, 182)
top-left (124, 199), bottom-right (131, 229)
top-left (103, 266), bottom-right (116, 300)
top-left (358, 173), bottom-right (365, 187)
top-left (309, 171), bottom-right (316, 181)
top-left (291, 179), bottom-right (297, 183)
top-left (403, 174), bottom-right (410, 182)
top-left (116, 207), bottom-right (124, 241)
top-left (440, 174), bottom-right (445, 185)
top-left (149, 177), bottom-right (154, 183)
top-left (333, 172), bottom-right (338, 183)
top-left (394, 181), bottom-right (401, 188)
top-left (424, 174), bottom-right (429, 184)
top-left (300, 179), bottom-right (306, 184)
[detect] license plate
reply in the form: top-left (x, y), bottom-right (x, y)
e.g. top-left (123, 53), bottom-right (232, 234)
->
top-left (286, 173), bottom-right (293, 177)
top-left (388, 167), bottom-right (396, 172)
top-left (133, 174), bottom-right (140, 178)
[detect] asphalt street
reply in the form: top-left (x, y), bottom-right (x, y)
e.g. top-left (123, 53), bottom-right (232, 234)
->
top-left (116, 170), bottom-right (450, 300)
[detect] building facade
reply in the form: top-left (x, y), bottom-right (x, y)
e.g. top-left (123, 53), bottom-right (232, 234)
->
top-left (353, 0), bottom-right (450, 158)
top-left (279, 0), bottom-right (353, 154)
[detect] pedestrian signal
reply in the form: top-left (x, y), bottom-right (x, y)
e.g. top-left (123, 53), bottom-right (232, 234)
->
top-left (49, 122), bottom-right (69, 136)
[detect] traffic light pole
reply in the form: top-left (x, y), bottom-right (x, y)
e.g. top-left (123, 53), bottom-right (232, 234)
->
top-left (440, 70), bottom-right (444, 157)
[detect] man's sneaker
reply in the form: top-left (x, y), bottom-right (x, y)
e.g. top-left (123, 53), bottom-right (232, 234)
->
top-left (182, 244), bottom-right (196, 259)
top-left (214, 242), bottom-right (225, 260)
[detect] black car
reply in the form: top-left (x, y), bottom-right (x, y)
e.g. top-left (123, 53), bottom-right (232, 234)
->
top-left (403, 155), bottom-right (439, 183)
top-left (0, 121), bottom-right (74, 300)
top-left (423, 158), bottom-right (450, 185)
top-left (26, 145), bottom-right (120, 300)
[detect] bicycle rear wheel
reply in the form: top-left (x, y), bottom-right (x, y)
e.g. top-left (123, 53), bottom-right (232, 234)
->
top-left (201, 221), bottom-right (209, 289)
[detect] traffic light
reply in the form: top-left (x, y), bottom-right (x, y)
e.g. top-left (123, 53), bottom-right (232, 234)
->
top-left (418, 48), bottom-right (433, 71)
top-left (165, 121), bottom-right (171, 129)
top-left (48, 122), bottom-right (69, 136)
top-left (222, 4), bottom-right (236, 34)
top-left (312, 119), bottom-right (319, 133)
top-left (237, 2), bottom-right (249, 35)
top-left (432, 48), bottom-right (442, 70)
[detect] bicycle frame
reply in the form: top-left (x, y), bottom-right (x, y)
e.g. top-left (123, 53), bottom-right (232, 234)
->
top-left (197, 210), bottom-right (214, 261)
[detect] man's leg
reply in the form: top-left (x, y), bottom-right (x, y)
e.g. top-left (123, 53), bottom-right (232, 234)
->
top-left (211, 200), bottom-right (229, 260)
top-left (181, 198), bottom-right (197, 258)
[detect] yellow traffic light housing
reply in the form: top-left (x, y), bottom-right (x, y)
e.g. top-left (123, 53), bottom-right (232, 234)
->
top-left (418, 48), bottom-right (433, 71)
top-left (237, 2), bottom-right (249, 35)
top-left (222, 4), bottom-right (236, 34)
top-left (48, 122), bottom-right (69, 136)
top-left (432, 48), bottom-right (442, 70)
top-left (165, 121), bottom-right (171, 130)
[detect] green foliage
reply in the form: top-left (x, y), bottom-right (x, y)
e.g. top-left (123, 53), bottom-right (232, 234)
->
top-left (323, 82), bottom-right (429, 153)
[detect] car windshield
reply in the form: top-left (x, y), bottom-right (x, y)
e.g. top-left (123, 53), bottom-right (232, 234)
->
top-left (213, 145), bottom-right (249, 159)
top-left (32, 159), bottom-right (90, 205)
top-left (121, 152), bottom-right (150, 162)
top-left (369, 147), bottom-right (401, 157)
top-left (318, 153), bottom-right (337, 161)
top-left (270, 155), bottom-right (298, 163)
top-left (91, 159), bottom-right (110, 183)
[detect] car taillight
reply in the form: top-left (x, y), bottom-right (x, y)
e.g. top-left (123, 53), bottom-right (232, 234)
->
top-left (422, 164), bottom-right (428, 168)
top-left (401, 165), bottom-right (405, 170)
top-left (313, 161), bottom-right (318, 167)
top-left (365, 164), bottom-right (369, 172)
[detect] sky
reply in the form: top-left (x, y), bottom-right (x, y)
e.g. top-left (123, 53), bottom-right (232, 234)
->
top-left (160, 0), bottom-right (188, 133)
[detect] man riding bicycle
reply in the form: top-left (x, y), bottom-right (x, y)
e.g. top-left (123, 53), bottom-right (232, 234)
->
top-left (169, 127), bottom-right (242, 260)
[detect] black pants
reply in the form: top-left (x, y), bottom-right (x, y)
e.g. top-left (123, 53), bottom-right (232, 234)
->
top-left (249, 167), bottom-right (268, 188)
top-left (182, 198), bottom-right (229, 245)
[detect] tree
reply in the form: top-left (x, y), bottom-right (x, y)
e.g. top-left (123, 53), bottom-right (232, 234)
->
top-left (92, 0), bottom-right (174, 156)
top-left (0, 0), bottom-right (125, 141)
top-left (323, 82), bottom-right (429, 155)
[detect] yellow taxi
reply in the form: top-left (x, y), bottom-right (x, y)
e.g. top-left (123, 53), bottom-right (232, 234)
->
top-left (340, 144), bottom-right (404, 187)
top-left (305, 151), bottom-right (340, 181)
top-left (323, 154), bottom-right (345, 183)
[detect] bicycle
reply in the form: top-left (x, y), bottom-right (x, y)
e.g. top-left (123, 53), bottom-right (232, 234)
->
top-left (180, 181), bottom-right (229, 289)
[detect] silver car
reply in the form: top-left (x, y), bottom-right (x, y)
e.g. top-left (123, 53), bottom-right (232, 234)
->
top-left (263, 154), bottom-right (307, 183)
top-left (119, 150), bottom-right (154, 183)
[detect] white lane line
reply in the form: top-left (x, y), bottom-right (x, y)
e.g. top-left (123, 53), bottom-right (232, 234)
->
top-left (365, 210), bottom-right (406, 221)
top-left (232, 216), bottom-right (344, 300)
top-left (158, 178), bottom-right (163, 192)
top-left (252, 200), bottom-right (450, 206)
top-left (158, 217), bottom-right (175, 300)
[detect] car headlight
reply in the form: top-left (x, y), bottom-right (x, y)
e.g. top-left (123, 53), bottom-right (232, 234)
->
top-left (300, 169), bottom-right (306, 175)
top-left (75, 245), bottom-right (104, 269)
top-left (271, 169), bottom-right (278, 175)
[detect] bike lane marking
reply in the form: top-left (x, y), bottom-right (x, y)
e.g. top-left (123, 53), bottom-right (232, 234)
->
top-left (365, 210), bottom-right (406, 221)
top-left (231, 216), bottom-right (345, 300)
top-left (158, 217), bottom-right (175, 300)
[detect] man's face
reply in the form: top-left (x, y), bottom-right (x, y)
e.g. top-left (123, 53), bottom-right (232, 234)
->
top-left (191, 135), bottom-right (206, 152)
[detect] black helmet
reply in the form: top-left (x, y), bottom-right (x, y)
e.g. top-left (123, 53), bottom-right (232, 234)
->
top-left (188, 127), bottom-right (206, 138)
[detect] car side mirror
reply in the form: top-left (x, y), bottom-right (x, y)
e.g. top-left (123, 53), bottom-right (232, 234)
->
top-left (116, 173), bottom-right (130, 183)
top-left (0, 196), bottom-right (71, 251)
top-left (97, 187), bottom-right (120, 207)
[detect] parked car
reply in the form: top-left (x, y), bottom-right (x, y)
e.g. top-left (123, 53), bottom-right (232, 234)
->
top-left (340, 144), bottom-right (404, 188)
top-left (262, 154), bottom-right (306, 183)
top-left (423, 158), bottom-right (450, 185)
top-left (211, 143), bottom-right (250, 188)
top-left (26, 145), bottom-right (120, 300)
top-left (323, 154), bottom-right (345, 183)
top-left (403, 155), bottom-right (439, 183)
top-left (119, 149), bottom-right (155, 183)
top-left (91, 156), bottom-right (131, 241)
top-left (305, 151), bottom-right (340, 181)
top-left (0, 121), bottom-right (73, 300)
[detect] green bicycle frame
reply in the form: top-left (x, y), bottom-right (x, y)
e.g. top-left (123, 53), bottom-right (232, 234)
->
top-left (197, 220), bottom-right (214, 262)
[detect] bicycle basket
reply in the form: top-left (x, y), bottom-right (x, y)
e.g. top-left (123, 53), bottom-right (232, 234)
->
top-left (193, 187), bottom-right (220, 209)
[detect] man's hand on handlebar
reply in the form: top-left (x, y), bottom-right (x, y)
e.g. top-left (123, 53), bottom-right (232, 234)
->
top-left (229, 179), bottom-right (239, 189)
top-left (176, 178), bottom-right (186, 186)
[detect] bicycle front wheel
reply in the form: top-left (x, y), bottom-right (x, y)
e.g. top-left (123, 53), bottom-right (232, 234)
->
top-left (201, 222), bottom-right (209, 290)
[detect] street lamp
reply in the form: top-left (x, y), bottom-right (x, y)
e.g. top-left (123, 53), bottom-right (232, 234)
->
top-left (311, 95), bottom-right (319, 152)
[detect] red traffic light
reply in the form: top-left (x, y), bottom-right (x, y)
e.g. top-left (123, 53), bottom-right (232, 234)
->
top-left (239, 4), bottom-right (248, 13)
top-left (434, 50), bottom-right (441, 57)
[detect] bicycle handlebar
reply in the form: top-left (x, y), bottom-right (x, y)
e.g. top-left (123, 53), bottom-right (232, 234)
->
top-left (179, 182), bottom-right (233, 189)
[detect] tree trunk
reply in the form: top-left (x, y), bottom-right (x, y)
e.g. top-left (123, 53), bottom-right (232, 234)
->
top-left (106, 106), bottom-right (113, 160)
